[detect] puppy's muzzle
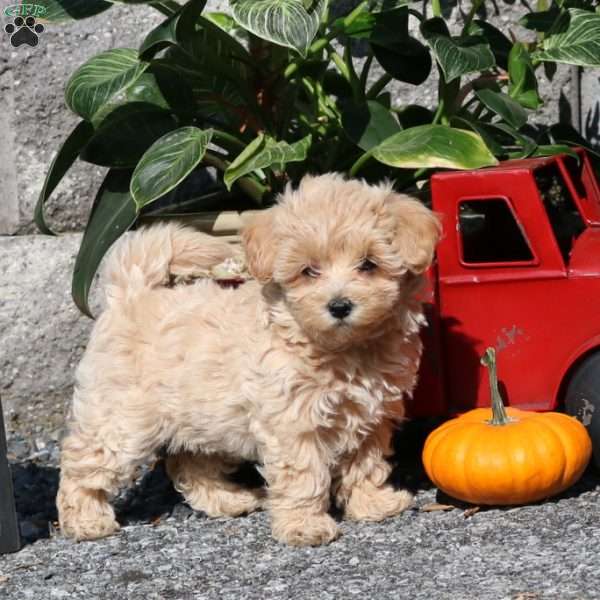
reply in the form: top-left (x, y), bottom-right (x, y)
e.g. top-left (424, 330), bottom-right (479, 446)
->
top-left (327, 297), bottom-right (354, 320)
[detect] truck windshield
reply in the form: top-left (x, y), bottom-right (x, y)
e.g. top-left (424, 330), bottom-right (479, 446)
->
top-left (534, 164), bottom-right (585, 263)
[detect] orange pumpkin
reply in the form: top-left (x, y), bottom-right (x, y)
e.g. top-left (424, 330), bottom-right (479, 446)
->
top-left (422, 348), bottom-right (592, 505)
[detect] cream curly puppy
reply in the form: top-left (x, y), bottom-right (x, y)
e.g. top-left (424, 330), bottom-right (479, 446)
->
top-left (57, 174), bottom-right (440, 546)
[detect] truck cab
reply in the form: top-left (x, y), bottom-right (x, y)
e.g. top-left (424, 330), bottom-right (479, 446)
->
top-left (410, 148), bottom-right (600, 461)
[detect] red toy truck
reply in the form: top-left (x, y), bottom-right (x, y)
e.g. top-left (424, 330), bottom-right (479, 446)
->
top-left (410, 147), bottom-right (600, 465)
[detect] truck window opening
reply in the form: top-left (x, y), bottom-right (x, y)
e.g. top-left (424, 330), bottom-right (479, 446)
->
top-left (459, 199), bottom-right (534, 264)
top-left (534, 164), bottom-right (585, 263)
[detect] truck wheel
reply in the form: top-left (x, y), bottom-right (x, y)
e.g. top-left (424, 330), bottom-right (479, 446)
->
top-left (564, 352), bottom-right (600, 469)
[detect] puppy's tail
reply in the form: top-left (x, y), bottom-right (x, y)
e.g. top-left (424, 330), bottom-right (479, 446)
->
top-left (103, 222), bottom-right (236, 305)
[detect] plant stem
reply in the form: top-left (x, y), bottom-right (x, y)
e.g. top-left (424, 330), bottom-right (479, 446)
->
top-left (203, 152), bottom-right (269, 204)
top-left (461, 0), bottom-right (484, 36)
top-left (285, 36), bottom-right (329, 80)
top-left (212, 130), bottom-right (246, 151)
top-left (367, 74), bottom-right (392, 99)
top-left (481, 347), bottom-right (511, 426)
top-left (330, 49), bottom-right (352, 83)
top-left (237, 177), bottom-right (269, 205)
top-left (395, 167), bottom-right (430, 190)
top-left (349, 151), bottom-right (373, 177)
top-left (335, 0), bottom-right (369, 30)
top-left (149, 0), bottom-right (180, 17)
top-left (285, 1), bottom-right (369, 82)
top-left (432, 98), bottom-right (445, 125)
top-left (360, 52), bottom-right (374, 90)
top-left (343, 40), bottom-right (363, 101)
top-left (432, 0), bottom-right (442, 18)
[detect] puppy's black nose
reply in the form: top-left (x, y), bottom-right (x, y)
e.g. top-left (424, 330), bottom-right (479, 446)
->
top-left (328, 297), bottom-right (354, 319)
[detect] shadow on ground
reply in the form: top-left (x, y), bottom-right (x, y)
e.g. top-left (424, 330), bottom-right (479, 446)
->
top-left (10, 420), bottom-right (600, 546)
top-left (11, 460), bottom-right (185, 546)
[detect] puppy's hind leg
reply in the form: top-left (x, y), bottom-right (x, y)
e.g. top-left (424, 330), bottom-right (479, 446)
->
top-left (57, 420), bottom-right (158, 541)
top-left (166, 452), bottom-right (264, 517)
top-left (57, 430), bottom-right (125, 541)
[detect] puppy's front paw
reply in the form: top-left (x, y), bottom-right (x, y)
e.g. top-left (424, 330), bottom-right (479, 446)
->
top-left (272, 511), bottom-right (340, 546)
top-left (344, 483), bottom-right (413, 522)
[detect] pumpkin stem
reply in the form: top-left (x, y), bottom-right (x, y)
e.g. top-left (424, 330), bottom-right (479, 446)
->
top-left (481, 347), bottom-right (511, 426)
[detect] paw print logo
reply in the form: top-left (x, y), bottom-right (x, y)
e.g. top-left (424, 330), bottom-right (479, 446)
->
top-left (4, 16), bottom-right (44, 47)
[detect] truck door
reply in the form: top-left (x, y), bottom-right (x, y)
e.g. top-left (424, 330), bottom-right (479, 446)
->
top-left (431, 165), bottom-right (584, 413)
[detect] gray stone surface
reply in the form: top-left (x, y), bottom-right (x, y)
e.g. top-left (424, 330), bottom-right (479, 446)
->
top-left (0, 233), bottom-right (91, 419)
top-left (1, 424), bottom-right (599, 600)
top-left (581, 68), bottom-right (600, 148)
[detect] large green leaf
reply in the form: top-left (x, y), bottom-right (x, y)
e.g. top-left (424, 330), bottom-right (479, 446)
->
top-left (371, 125), bottom-right (498, 170)
top-left (224, 134), bottom-right (312, 190)
top-left (470, 20), bottom-right (512, 71)
top-left (373, 40), bottom-right (432, 85)
top-left (180, 16), bottom-right (253, 85)
top-left (342, 101), bottom-right (401, 151)
top-left (231, 0), bottom-right (327, 56)
top-left (130, 127), bottom-right (213, 209)
top-left (33, 0), bottom-right (111, 22)
top-left (35, 121), bottom-right (95, 235)
top-left (66, 48), bottom-right (150, 121)
top-left (140, 3), bottom-right (257, 120)
top-left (520, 6), bottom-right (565, 33)
top-left (508, 43), bottom-right (541, 110)
top-left (162, 47), bottom-right (251, 128)
top-left (396, 105), bottom-right (433, 129)
top-left (90, 71), bottom-right (169, 126)
top-left (81, 103), bottom-right (178, 167)
top-left (450, 116), bottom-right (503, 156)
top-left (138, 12), bottom-right (179, 57)
top-left (72, 169), bottom-right (137, 318)
top-left (486, 122), bottom-right (537, 158)
top-left (138, 0), bottom-right (207, 57)
top-left (475, 88), bottom-right (528, 129)
top-left (536, 8), bottom-right (600, 66)
top-left (90, 66), bottom-right (194, 126)
top-left (421, 18), bottom-right (495, 83)
top-left (354, 6), bottom-right (430, 85)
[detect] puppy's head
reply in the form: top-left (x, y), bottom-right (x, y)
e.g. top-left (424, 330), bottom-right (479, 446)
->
top-left (242, 174), bottom-right (441, 350)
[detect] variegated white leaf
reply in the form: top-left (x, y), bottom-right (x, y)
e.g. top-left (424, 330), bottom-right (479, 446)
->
top-left (65, 48), bottom-right (149, 121)
top-left (131, 127), bottom-right (214, 209)
top-left (231, 0), bottom-right (327, 56)
top-left (536, 8), bottom-right (600, 66)
top-left (224, 134), bottom-right (312, 189)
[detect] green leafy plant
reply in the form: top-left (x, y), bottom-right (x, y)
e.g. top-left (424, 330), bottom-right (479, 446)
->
top-left (36, 0), bottom-right (600, 316)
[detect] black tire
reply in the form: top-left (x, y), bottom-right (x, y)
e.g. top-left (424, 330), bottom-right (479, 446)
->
top-left (564, 352), bottom-right (600, 469)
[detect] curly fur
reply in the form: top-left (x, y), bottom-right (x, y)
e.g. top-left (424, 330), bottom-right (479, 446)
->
top-left (57, 174), bottom-right (440, 546)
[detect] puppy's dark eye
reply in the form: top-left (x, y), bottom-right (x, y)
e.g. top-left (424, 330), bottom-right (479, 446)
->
top-left (302, 266), bottom-right (320, 278)
top-left (358, 258), bottom-right (377, 272)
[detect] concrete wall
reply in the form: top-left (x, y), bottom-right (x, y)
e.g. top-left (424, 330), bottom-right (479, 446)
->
top-left (0, 1), bottom-right (591, 423)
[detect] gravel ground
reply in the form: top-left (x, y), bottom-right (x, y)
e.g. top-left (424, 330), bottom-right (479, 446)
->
top-left (1, 418), bottom-right (600, 600)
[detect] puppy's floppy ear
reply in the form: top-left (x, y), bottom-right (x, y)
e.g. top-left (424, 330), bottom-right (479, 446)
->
top-left (241, 207), bottom-right (278, 283)
top-left (385, 192), bottom-right (442, 274)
